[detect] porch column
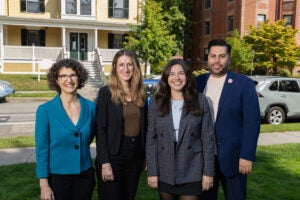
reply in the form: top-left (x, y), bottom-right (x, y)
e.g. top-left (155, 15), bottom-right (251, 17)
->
top-left (0, 24), bottom-right (3, 60)
top-left (0, 24), bottom-right (3, 72)
top-left (62, 27), bottom-right (66, 58)
top-left (94, 29), bottom-right (98, 49)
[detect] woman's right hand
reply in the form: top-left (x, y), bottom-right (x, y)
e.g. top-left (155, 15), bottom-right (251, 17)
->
top-left (101, 163), bottom-right (114, 182)
top-left (40, 178), bottom-right (54, 200)
top-left (147, 176), bottom-right (158, 189)
top-left (40, 186), bottom-right (54, 200)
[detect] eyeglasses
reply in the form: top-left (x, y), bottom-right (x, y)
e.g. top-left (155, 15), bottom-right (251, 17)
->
top-left (58, 74), bottom-right (78, 81)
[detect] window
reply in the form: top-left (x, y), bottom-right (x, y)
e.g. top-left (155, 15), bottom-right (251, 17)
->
top-left (204, 21), bottom-right (210, 35)
top-left (81, 0), bottom-right (91, 15)
top-left (269, 81), bottom-right (279, 91)
top-left (257, 14), bottom-right (266, 27)
top-left (21, 29), bottom-right (45, 46)
top-left (109, 0), bottom-right (129, 18)
top-left (283, 15), bottom-right (293, 26)
top-left (66, 0), bottom-right (77, 14)
top-left (204, 48), bottom-right (209, 62)
top-left (227, 15), bottom-right (234, 32)
top-left (205, 0), bottom-right (211, 9)
top-left (281, 80), bottom-right (300, 92)
top-left (108, 33), bottom-right (128, 49)
top-left (20, 0), bottom-right (45, 13)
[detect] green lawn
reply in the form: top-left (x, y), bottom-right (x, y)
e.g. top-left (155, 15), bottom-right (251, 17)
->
top-left (0, 144), bottom-right (299, 199)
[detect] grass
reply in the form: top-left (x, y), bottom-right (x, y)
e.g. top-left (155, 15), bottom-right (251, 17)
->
top-left (1, 122), bottom-right (300, 149)
top-left (260, 122), bottom-right (300, 132)
top-left (0, 144), bottom-right (299, 199)
top-left (0, 74), bottom-right (57, 97)
top-left (0, 74), bottom-right (49, 91)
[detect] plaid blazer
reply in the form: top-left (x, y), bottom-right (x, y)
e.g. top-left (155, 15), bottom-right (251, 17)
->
top-left (146, 93), bottom-right (215, 185)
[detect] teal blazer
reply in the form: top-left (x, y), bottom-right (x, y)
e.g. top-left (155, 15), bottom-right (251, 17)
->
top-left (35, 94), bottom-right (96, 178)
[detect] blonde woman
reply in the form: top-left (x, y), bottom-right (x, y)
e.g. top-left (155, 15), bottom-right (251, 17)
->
top-left (95, 49), bottom-right (147, 200)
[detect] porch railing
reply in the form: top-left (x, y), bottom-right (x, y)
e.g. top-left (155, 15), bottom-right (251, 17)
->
top-left (4, 45), bottom-right (63, 60)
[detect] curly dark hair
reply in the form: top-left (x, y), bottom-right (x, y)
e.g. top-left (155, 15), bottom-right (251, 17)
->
top-left (47, 59), bottom-right (89, 93)
top-left (155, 59), bottom-right (202, 116)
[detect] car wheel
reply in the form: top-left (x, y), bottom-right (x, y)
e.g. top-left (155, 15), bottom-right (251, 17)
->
top-left (266, 106), bottom-right (285, 124)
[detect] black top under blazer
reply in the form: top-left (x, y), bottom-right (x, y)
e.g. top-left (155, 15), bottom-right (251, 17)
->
top-left (146, 93), bottom-right (215, 185)
top-left (96, 85), bottom-right (147, 165)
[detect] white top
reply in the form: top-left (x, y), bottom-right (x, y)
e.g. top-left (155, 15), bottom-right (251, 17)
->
top-left (171, 99), bottom-right (184, 142)
top-left (204, 75), bottom-right (227, 122)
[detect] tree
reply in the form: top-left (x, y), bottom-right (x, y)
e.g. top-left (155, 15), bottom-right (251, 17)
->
top-left (226, 29), bottom-right (255, 74)
top-left (124, 0), bottom-right (177, 75)
top-left (244, 20), bottom-right (300, 75)
top-left (154, 0), bottom-right (187, 52)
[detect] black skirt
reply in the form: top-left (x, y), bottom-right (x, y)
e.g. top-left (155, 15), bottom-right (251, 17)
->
top-left (159, 180), bottom-right (203, 195)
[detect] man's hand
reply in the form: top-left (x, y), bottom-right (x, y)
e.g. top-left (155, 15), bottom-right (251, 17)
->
top-left (239, 158), bottom-right (252, 175)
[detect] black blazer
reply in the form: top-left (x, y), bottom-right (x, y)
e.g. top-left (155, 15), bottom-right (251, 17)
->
top-left (95, 85), bottom-right (147, 165)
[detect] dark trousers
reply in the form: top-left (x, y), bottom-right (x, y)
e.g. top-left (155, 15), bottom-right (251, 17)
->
top-left (96, 136), bottom-right (144, 200)
top-left (49, 167), bottom-right (95, 200)
top-left (201, 156), bottom-right (247, 200)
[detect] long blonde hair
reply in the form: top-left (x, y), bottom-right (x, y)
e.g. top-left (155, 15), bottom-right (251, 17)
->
top-left (109, 49), bottom-right (146, 107)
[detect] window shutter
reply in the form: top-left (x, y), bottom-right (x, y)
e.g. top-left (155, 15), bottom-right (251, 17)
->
top-left (40, 0), bottom-right (45, 12)
top-left (108, 0), bottom-right (113, 17)
top-left (108, 33), bottom-right (114, 49)
top-left (39, 30), bottom-right (46, 46)
top-left (21, 29), bottom-right (28, 46)
top-left (20, 0), bottom-right (26, 12)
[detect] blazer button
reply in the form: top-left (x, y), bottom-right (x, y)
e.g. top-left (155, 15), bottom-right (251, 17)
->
top-left (74, 132), bottom-right (79, 137)
top-left (187, 146), bottom-right (191, 149)
top-left (74, 145), bottom-right (79, 150)
top-left (161, 147), bottom-right (165, 151)
top-left (161, 133), bottom-right (163, 137)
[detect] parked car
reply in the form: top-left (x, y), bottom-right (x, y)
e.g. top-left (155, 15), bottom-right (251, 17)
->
top-left (249, 76), bottom-right (300, 124)
top-left (143, 78), bottom-right (159, 106)
top-left (0, 80), bottom-right (15, 101)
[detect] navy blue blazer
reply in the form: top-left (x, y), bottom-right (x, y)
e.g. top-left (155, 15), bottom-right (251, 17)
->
top-left (196, 71), bottom-right (260, 177)
top-left (96, 85), bottom-right (147, 165)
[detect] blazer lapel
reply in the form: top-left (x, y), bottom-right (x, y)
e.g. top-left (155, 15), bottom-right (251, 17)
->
top-left (75, 95), bottom-right (88, 129)
top-left (216, 71), bottom-right (233, 122)
top-left (51, 95), bottom-right (76, 130)
top-left (176, 109), bottom-right (190, 151)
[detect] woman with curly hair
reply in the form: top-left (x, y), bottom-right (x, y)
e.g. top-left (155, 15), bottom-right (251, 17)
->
top-left (95, 49), bottom-right (147, 200)
top-left (35, 59), bottom-right (96, 200)
top-left (146, 59), bottom-right (215, 200)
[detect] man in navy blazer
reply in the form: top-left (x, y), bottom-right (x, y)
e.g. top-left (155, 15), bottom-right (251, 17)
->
top-left (196, 39), bottom-right (260, 200)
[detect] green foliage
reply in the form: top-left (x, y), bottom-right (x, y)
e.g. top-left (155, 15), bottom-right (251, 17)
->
top-left (124, 0), bottom-right (177, 75)
top-left (244, 20), bottom-right (300, 75)
top-left (193, 69), bottom-right (209, 77)
top-left (154, 0), bottom-right (187, 51)
top-left (277, 68), bottom-right (291, 77)
top-left (226, 29), bottom-right (255, 74)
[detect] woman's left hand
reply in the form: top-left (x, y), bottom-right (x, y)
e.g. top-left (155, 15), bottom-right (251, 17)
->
top-left (202, 175), bottom-right (213, 191)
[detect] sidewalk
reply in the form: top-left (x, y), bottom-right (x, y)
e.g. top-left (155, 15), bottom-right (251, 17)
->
top-left (0, 132), bottom-right (300, 166)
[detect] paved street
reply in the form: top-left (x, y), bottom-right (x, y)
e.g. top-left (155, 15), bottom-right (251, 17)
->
top-left (0, 98), bottom-right (48, 137)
